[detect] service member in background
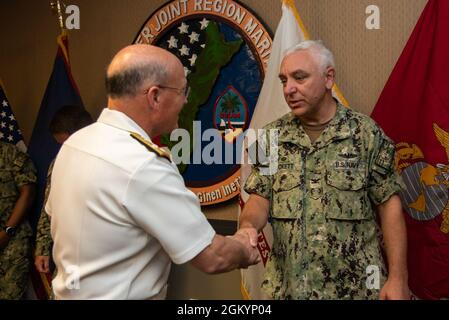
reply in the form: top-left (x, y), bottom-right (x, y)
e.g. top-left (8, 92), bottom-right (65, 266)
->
top-left (34, 105), bottom-right (93, 276)
top-left (0, 141), bottom-right (36, 299)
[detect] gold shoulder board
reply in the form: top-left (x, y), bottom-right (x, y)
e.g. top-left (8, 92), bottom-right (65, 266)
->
top-left (130, 132), bottom-right (171, 162)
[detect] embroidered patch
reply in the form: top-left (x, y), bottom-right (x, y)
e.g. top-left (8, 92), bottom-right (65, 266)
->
top-left (278, 163), bottom-right (294, 170)
top-left (333, 160), bottom-right (360, 170)
top-left (375, 139), bottom-right (395, 170)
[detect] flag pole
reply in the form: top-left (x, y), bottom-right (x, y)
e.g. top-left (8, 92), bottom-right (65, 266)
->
top-left (50, 0), bottom-right (66, 34)
top-left (50, 0), bottom-right (70, 62)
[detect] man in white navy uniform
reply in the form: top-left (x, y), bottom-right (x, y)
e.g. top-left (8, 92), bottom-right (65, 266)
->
top-left (46, 45), bottom-right (260, 299)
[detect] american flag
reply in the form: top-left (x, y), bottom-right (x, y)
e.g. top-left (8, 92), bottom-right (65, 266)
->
top-left (0, 81), bottom-right (26, 152)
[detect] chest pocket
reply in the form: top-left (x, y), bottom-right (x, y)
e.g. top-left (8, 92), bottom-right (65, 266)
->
top-left (0, 170), bottom-right (17, 198)
top-left (271, 168), bottom-right (302, 219)
top-left (324, 150), bottom-right (371, 221)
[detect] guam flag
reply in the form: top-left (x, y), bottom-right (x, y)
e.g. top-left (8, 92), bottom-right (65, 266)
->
top-left (28, 31), bottom-right (83, 232)
top-left (27, 32), bottom-right (83, 300)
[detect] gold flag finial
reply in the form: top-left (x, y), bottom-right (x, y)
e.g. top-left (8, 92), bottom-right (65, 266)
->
top-left (50, 0), bottom-right (66, 32)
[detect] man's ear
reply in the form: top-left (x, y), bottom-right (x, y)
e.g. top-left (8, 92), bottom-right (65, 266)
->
top-left (324, 67), bottom-right (335, 90)
top-left (146, 86), bottom-right (160, 108)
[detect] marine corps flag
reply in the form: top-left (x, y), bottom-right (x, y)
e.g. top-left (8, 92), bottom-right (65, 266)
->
top-left (371, 0), bottom-right (449, 299)
top-left (239, 0), bottom-right (347, 299)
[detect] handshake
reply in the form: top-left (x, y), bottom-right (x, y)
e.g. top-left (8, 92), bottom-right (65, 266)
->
top-left (227, 227), bottom-right (261, 269)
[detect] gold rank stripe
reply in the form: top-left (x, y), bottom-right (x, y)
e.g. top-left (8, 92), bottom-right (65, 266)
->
top-left (129, 132), bottom-right (171, 162)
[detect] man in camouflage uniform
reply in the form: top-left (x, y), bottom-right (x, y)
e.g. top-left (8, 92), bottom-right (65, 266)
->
top-left (0, 142), bottom-right (36, 299)
top-left (34, 105), bottom-right (93, 276)
top-left (34, 161), bottom-right (53, 273)
top-left (239, 40), bottom-right (410, 299)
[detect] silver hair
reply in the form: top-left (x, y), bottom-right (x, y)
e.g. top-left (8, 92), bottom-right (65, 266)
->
top-left (283, 40), bottom-right (335, 73)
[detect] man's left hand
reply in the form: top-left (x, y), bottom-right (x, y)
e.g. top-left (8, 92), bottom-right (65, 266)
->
top-left (379, 278), bottom-right (410, 300)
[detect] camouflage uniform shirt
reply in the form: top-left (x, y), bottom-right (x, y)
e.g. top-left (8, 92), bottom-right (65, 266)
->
top-left (0, 142), bottom-right (36, 238)
top-left (245, 103), bottom-right (403, 299)
top-left (35, 160), bottom-right (54, 257)
top-left (0, 142), bottom-right (37, 299)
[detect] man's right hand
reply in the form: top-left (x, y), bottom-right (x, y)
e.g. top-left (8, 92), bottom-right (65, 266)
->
top-left (191, 229), bottom-right (261, 274)
top-left (35, 255), bottom-right (50, 273)
top-left (235, 227), bottom-right (259, 247)
top-left (0, 231), bottom-right (10, 250)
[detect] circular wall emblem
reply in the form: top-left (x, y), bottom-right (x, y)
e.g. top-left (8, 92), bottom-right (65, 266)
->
top-left (134, 0), bottom-right (272, 205)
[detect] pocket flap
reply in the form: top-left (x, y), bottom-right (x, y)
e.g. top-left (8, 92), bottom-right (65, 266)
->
top-left (271, 169), bottom-right (302, 219)
top-left (325, 169), bottom-right (365, 191)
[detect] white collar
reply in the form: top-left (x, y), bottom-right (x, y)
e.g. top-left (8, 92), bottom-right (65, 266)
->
top-left (97, 108), bottom-right (152, 141)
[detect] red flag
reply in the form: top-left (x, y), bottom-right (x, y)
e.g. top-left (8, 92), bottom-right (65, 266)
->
top-left (371, 0), bottom-right (449, 300)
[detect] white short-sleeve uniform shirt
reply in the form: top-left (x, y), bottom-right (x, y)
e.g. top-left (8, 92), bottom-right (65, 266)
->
top-left (46, 108), bottom-right (215, 299)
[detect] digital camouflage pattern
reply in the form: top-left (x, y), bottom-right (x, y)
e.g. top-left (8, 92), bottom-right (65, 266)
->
top-left (35, 160), bottom-right (54, 257)
top-left (0, 236), bottom-right (32, 299)
top-left (34, 161), bottom-right (55, 300)
top-left (0, 142), bottom-right (37, 299)
top-left (245, 103), bottom-right (403, 299)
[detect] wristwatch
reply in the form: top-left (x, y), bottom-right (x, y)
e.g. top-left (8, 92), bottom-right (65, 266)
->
top-left (4, 226), bottom-right (16, 237)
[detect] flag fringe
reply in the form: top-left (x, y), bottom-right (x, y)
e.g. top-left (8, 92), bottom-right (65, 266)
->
top-left (282, 0), bottom-right (310, 40)
top-left (240, 280), bottom-right (252, 300)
